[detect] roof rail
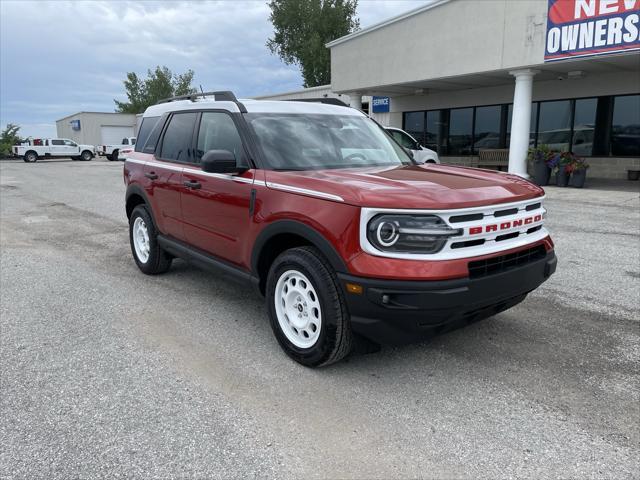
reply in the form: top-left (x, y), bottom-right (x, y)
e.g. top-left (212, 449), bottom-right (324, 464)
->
top-left (157, 90), bottom-right (247, 113)
top-left (285, 97), bottom-right (350, 108)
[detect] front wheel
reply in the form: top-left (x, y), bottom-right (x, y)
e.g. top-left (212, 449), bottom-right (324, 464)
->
top-left (81, 150), bottom-right (93, 161)
top-left (266, 247), bottom-right (352, 367)
top-left (111, 150), bottom-right (119, 162)
top-left (129, 205), bottom-right (172, 275)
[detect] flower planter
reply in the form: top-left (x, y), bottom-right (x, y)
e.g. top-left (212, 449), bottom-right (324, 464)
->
top-left (532, 162), bottom-right (551, 186)
top-left (569, 169), bottom-right (587, 188)
top-left (556, 169), bottom-right (570, 187)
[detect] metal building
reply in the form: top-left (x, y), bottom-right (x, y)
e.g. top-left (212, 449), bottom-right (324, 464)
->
top-left (55, 112), bottom-right (137, 147)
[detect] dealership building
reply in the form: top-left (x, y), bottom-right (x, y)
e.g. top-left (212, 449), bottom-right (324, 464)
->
top-left (55, 112), bottom-right (137, 147)
top-left (261, 0), bottom-right (640, 179)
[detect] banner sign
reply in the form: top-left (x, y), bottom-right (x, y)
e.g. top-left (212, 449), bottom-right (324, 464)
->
top-left (545, 0), bottom-right (640, 62)
top-left (372, 96), bottom-right (390, 113)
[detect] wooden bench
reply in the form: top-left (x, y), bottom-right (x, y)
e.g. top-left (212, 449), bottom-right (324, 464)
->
top-left (472, 149), bottom-right (510, 171)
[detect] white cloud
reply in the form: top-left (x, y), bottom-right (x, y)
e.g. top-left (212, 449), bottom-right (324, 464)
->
top-left (1, 0), bottom-right (429, 137)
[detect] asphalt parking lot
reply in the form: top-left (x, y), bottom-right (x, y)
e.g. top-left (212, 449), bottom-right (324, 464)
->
top-left (1, 157), bottom-right (639, 479)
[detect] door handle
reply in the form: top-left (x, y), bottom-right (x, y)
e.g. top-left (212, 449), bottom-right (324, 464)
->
top-left (144, 172), bottom-right (158, 180)
top-left (183, 179), bottom-right (201, 190)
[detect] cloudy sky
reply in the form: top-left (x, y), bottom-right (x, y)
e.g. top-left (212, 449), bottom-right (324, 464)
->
top-left (0, 0), bottom-right (428, 138)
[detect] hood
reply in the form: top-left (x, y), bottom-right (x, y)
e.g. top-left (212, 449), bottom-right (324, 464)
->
top-left (264, 164), bottom-right (544, 209)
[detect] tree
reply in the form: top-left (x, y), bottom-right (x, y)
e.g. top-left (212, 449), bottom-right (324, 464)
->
top-left (0, 123), bottom-right (23, 156)
top-left (115, 66), bottom-right (197, 113)
top-left (267, 0), bottom-right (359, 87)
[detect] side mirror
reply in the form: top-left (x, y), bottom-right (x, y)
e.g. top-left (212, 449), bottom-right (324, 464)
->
top-left (201, 150), bottom-right (244, 174)
top-left (403, 147), bottom-right (415, 159)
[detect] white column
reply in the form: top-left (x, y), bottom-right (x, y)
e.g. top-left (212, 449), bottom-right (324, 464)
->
top-left (508, 69), bottom-right (538, 178)
top-left (349, 93), bottom-right (362, 111)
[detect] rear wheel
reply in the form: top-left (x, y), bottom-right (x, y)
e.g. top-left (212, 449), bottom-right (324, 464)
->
top-left (23, 151), bottom-right (37, 163)
top-left (266, 247), bottom-right (353, 367)
top-left (129, 205), bottom-right (172, 274)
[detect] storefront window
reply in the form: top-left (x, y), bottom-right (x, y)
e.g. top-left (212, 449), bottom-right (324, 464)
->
top-left (572, 98), bottom-right (597, 156)
top-left (403, 111), bottom-right (425, 145)
top-left (611, 95), bottom-right (640, 157)
top-left (474, 105), bottom-right (501, 153)
top-left (425, 110), bottom-right (443, 152)
top-left (537, 100), bottom-right (572, 152)
top-left (448, 108), bottom-right (473, 155)
top-left (400, 94), bottom-right (637, 159)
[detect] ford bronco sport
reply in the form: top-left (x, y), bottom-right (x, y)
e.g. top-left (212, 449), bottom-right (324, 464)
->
top-left (124, 91), bottom-right (556, 367)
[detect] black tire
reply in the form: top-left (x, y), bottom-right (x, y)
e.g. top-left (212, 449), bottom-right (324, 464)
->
top-left (111, 150), bottom-right (118, 162)
top-left (23, 151), bottom-right (37, 163)
top-left (81, 150), bottom-right (93, 161)
top-left (266, 246), bottom-right (353, 367)
top-left (129, 205), bottom-right (172, 275)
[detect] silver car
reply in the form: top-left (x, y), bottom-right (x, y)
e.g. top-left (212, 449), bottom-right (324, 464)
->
top-left (385, 127), bottom-right (439, 164)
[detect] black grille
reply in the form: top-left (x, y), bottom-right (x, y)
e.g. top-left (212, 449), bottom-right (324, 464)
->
top-left (449, 213), bottom-right (483, 223)
top-left (494, 207), bottom-right (519, 217)
top-left (495, 232), bottom-right (520, 242)
top-left (468, 245), bottom-right (546, 279)
top-left (451, 239), bottom-right (485, 249)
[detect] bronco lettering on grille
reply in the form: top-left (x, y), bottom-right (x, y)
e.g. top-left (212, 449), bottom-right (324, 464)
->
top-left (468, 214), bottom-right (542, 235)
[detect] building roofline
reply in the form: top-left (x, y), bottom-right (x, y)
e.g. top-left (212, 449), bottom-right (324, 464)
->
top-left (326, 0), bottom-right (450, 48)
top-left (252, 84), bottom-right (333, 99)
top-left (55, 111), bottom-right (137, 122)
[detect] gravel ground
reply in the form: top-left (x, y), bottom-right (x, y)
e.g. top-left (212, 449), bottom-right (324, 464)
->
top-left (1, 158), bottom-right (639, 479)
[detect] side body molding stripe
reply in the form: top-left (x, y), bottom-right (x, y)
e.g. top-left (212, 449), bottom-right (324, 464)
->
top-left (126, 158), bottom-right (343, 201)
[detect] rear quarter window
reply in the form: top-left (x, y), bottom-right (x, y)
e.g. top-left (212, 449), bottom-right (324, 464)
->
top-left (135, 116), bottom-right (161, 153)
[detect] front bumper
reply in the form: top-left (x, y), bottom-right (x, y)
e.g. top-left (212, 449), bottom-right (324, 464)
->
top-left (338, 249), bottom-right (557, 345)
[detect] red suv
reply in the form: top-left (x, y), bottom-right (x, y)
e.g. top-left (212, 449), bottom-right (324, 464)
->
top-left (124, 91), bottom-right (556, 367)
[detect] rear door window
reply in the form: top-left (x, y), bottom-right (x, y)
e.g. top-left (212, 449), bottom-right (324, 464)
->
top-left (159, 112), bottom-right (198, 163)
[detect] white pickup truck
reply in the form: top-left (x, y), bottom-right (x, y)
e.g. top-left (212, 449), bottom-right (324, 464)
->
top-left (99, 137), bottom-right (136, 161)
top-left (13, 139), bottom-right (95, 163)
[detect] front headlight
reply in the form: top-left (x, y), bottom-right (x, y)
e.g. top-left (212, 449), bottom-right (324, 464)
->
top-left (366, 214), bottom-right (462, 253)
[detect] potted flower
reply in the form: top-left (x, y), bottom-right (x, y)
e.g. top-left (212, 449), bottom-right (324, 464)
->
top-left (569, 156), bottom-right (589, 188)
top-left (554, 152), bottom-right (575, 187)
top-left (527, 145), bottom-right (553, 186)
top-left (545, 151), bottom-right (563, 184)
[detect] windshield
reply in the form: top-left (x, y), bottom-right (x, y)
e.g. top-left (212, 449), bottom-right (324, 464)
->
top-left (245, 113), bottom-right (413, 170)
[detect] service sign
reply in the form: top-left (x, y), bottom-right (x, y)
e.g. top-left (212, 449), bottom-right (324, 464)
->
top-left (371, 96), bottom-right (390, 113)
top-left (545, 0), bottom-right (640, 62)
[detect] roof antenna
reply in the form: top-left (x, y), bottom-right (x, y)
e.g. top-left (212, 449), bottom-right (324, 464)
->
top-left (200, 85), bottom-right (206, 100)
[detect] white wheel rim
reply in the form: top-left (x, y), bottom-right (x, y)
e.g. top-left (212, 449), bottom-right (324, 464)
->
top-left (132, 217), bottom-right (150, 263)
top-left (274, 270), bottom-right (322, 348)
